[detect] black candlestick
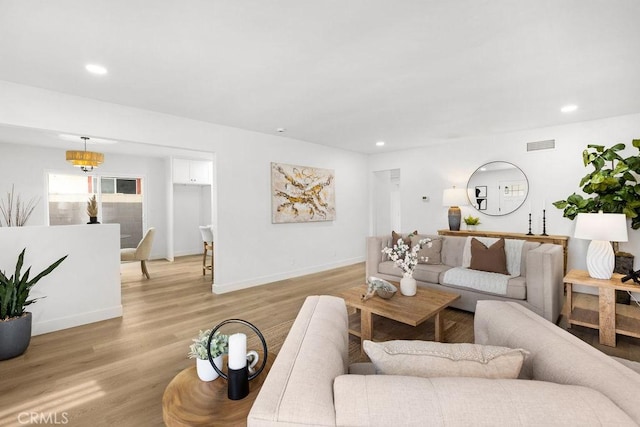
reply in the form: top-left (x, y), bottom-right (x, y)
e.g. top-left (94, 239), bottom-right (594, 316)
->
top-left (541, 209), bottom-right (548, 236)
top-left (526, 213), bottom-right (533, 235)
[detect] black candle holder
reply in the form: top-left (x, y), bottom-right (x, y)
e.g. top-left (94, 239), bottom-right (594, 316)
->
top-left (207, 319), bottom-right (268, 400)
top-left (541, 209), bottom-right (548, 236)
top-left (526, 213), bottom-right (533, 235)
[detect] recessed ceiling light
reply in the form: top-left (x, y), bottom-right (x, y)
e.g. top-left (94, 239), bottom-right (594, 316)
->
top-left (85, 64), bottom-right (108, 75)
top-left (276, 128), bottom-right (286, 133)
top-left (376, 141), bottom-right (385, 146)
top-left (561, 104), bottom-right (578, 113)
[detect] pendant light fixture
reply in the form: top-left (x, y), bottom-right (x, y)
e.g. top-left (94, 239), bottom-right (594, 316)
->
top-left (66, 136), bottom-right (104, 172)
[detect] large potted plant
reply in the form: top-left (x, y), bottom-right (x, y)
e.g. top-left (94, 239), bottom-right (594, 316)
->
top-left (0, 249), bottom-right (67, 360)
top-left (553, 140), bottom-right (640, 228)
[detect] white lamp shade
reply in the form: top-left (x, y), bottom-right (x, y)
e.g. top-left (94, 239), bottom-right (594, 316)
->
top-left (574, 212), bottom-right (628, 242)
top-left (442, 188), bottom-right (468, 207)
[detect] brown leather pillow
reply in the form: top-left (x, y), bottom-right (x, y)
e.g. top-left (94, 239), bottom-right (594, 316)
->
top-left (391, 230), bottom-right (417, 247)
top-left (470, 237), bottom-right (509, 275)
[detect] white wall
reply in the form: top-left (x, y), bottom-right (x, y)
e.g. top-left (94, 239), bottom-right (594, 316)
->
top-left (0, 81), bottom-right (369, 293)
top-left (368, 112), bottom-right (640, 272)
top-left (0, 141), bottom-right (169, 260)
top-left (0, 224), bottom-right (122, 335)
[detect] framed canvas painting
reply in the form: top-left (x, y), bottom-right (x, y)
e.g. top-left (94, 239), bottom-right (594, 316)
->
top-left (271, 162), bottom-right (336, 223)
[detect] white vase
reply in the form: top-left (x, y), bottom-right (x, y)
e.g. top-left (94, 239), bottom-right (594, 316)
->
top-left (196, 355), bottom-right (223, 381)
top-left (400, 274), bottom-right (417, 296)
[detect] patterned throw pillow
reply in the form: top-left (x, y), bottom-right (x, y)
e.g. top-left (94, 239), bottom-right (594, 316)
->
top-left (364, 340), bottom-right (528, 379)
top-left (411, 235), bottom-right (442, 265)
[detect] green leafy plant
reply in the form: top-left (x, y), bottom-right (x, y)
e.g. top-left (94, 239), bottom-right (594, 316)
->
top-left (463, 215), bottom-right (480, 226)
top-left (553, 140), bottom-right (640, 229)
top-left (188, 329), bottom-right (229, 360)
top-left (0, 249), bottom-right (68, 320)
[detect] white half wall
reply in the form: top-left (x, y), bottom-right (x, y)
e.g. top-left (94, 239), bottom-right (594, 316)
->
top-left (368, 112), bottom-right (640, 272)
top-left (0, 224), bottom-right (122, 336)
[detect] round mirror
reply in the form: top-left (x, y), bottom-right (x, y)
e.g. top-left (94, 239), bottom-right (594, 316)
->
top-left (466, 161), bottom-right (528, 216)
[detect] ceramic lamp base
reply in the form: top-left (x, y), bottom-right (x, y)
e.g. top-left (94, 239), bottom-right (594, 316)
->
top-left (586, 240), bottom-right (614, 279)
top-left (448, 207), bottom-right (461, 231)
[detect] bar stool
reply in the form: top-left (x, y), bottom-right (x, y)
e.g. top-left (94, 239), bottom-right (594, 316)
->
top-left (199, 225), bottom-right (214, 276)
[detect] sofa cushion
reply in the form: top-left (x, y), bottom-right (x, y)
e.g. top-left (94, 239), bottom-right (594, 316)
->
top-left (247, 295), bottom-right (348, 426)
top-left (364, 340), bottom-right (527, 379)
top-left (334, 375), bottom-right (637, 427)
top-left (470, 237), bottom-right (509, 274)
top-left (413, 263), bottom-right (450, 283)
top-left (475, 301), bottom-right (640, 424)
top-left (441, 273), bottom-right (526, 299)
top-left (463, 237), bottom-right (525, 276)
top-left (412, 235), bottom-right (442, 264)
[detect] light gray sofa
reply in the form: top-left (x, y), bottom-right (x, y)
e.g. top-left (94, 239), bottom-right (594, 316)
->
top-left (248, 295), bottom-right (640, 426)
top-left (367, 234), bottom-right (564, 322)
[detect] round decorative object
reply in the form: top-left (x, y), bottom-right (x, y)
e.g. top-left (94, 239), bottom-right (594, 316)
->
top-left (367, 277), bottom-right (397, 299)
top-left (400, 275), bottom-right (417, 296)
top-left (206, 319), bottom-right (268, 381)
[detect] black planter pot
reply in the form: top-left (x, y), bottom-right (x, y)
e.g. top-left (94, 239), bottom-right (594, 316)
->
top-left (0, 312), bottom-right (32, 360)
top-left (88, 216), bottom-right (100, 224)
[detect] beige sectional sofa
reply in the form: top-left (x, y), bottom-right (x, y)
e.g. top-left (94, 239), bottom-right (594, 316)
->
top-left (248, 295), bottom-right (640, 426)
top-left (367, 234), bottom-right (564, 322)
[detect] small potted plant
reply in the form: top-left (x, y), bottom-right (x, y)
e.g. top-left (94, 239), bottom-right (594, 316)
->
top-left (188, 329), bottom-right (229, 381)
top-left (87, 195), bottom-right (99, 224)
top-left (0, 249), bottom-right (67, 360)
top-left (463, 215), bottom-right (480, 230)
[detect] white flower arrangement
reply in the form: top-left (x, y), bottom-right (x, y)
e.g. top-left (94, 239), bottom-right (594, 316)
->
top-left (382, 236), bottom-right (432, 277)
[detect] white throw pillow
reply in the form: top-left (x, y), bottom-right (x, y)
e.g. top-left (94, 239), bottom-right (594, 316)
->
top-left (462, 236), bottom-right (524, 276)
top-left (364, 340), bottom-right (528, 379)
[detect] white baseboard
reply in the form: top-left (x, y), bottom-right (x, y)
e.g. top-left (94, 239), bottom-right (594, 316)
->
top-left (212, 256), bottom-right (364, 294)
top-left (32, 306), bottom-right (123, 336)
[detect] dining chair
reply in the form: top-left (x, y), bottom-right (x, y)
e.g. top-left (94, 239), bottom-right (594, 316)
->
top-left (120, 227), bottom-right (156, 279)
top-left (199, 225), bottom-right (214, 276)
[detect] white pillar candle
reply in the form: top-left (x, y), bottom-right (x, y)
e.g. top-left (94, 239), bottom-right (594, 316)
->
top-left (228, 333), bottom-right (247, 370)
top-left (543, 199), bottom-right (546, 210)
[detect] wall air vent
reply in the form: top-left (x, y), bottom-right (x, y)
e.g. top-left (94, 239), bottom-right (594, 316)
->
top-left (527, 139), bottom-right (555, 151)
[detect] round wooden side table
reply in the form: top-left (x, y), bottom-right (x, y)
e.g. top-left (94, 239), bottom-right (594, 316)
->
top-left (162, 353), bottom-right (274, 426)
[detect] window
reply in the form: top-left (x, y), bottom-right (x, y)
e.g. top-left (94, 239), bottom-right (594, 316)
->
top-left (48, 173), bottom-right (144, 249)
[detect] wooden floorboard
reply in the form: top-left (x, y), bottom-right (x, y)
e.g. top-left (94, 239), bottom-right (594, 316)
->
top-left (1, 256), bottom-right (638, 427)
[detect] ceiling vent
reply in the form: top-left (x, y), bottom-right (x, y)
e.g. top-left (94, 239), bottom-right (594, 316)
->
top-left (527, 139), bottom-right (555, 151)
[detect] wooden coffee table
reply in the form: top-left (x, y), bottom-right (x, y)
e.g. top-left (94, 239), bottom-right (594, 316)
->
top-left (339, 285), bottom-right (461, 353)
top-left (162, 353), bottom-right (274, 426)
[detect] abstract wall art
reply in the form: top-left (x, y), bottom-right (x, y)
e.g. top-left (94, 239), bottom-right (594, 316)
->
top-left (271, 162), bottom-right (336, 223)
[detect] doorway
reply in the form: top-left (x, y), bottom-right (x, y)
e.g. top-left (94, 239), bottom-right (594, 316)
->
top-left (372, 169), bottom-right (401, 236)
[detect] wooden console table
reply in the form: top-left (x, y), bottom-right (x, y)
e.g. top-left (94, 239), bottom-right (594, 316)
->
top-left (162, 354), bottom-right (274, 426)
top-left (564, 269), bottom-right (640, 347)
top-left (437, 229), bottom-right (569, 273)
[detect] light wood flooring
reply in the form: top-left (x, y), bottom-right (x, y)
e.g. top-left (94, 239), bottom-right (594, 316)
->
top-left (1, 256), bottom-right (639, 427)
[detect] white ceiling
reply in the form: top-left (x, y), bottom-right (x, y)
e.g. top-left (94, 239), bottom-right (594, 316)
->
top-left (1, 0), bottom-right (639, 154)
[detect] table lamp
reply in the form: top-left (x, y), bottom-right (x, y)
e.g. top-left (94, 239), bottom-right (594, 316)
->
top-left (442, 186), bottom-right (468, 231)
top-left (574, 212), bottom-right (628, 279)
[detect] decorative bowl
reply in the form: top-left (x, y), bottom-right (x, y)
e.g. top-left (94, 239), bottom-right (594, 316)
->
top-left (367, 276), bottom-right (397, 299)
